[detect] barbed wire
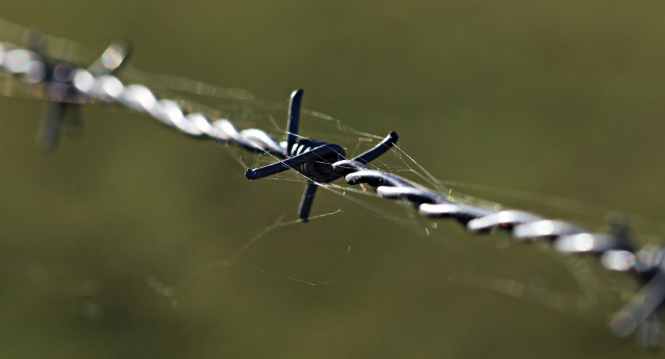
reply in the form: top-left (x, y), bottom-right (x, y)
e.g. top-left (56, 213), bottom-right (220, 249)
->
top-left (1, 23), bottom-right (663, 347)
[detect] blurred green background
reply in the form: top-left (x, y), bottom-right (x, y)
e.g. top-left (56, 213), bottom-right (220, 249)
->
top-left (2, 1), bottom-right (665, 358)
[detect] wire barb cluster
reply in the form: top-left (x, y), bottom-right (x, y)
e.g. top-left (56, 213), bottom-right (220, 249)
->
top-left (245, 89), bottom-right (399, 222)
top-left (1, 27), bottom-right (664, 347)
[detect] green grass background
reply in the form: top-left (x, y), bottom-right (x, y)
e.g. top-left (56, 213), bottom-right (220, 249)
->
top-left (2, 1), bottom-right (665, 358)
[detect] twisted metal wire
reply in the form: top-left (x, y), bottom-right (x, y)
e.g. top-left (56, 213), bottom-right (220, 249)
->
top-left (1, 36), bottom-right (664, 346)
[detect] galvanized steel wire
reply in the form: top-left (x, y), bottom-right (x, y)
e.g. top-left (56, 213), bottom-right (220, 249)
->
top-left (0, 30), bottom-right (663, 346)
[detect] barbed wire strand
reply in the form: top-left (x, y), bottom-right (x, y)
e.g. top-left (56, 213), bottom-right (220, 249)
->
top-left (0, 25), bottom-right (663, 347)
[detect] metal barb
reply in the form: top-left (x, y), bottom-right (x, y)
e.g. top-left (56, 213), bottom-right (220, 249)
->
top-left (286, 89), bottom-right (303, 155)
top-left (245, 89), bottom-right (399, 222)
top-left (34, 36), bottom-right (130, 150)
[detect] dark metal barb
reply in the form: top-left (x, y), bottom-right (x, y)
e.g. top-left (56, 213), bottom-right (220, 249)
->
top-left (351, 131), bottom-right (399, 165)
top-left (34, 36), bottom-right (131, 150)
top-left (244, 88), bottom-right (398, 222)
top-left (299, 181), bottom-right (318, 223)
top-left (245, 144), bottom-right (341, 180)
top-left (286, 89), bottom-right (303, 154)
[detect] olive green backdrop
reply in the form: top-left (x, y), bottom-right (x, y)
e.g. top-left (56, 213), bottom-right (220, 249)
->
top-left (2, 1), bottom-right (665, 358)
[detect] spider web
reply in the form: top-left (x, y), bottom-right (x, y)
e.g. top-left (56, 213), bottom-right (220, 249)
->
top-left (107, 68), bottom-right (651, 337)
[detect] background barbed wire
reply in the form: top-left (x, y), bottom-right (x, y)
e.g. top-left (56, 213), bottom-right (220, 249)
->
top-left (2, 1), bottom-right (665, 358)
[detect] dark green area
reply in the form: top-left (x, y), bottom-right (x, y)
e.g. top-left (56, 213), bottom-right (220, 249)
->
top-left (2, 1), bottom-right (665, 357)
